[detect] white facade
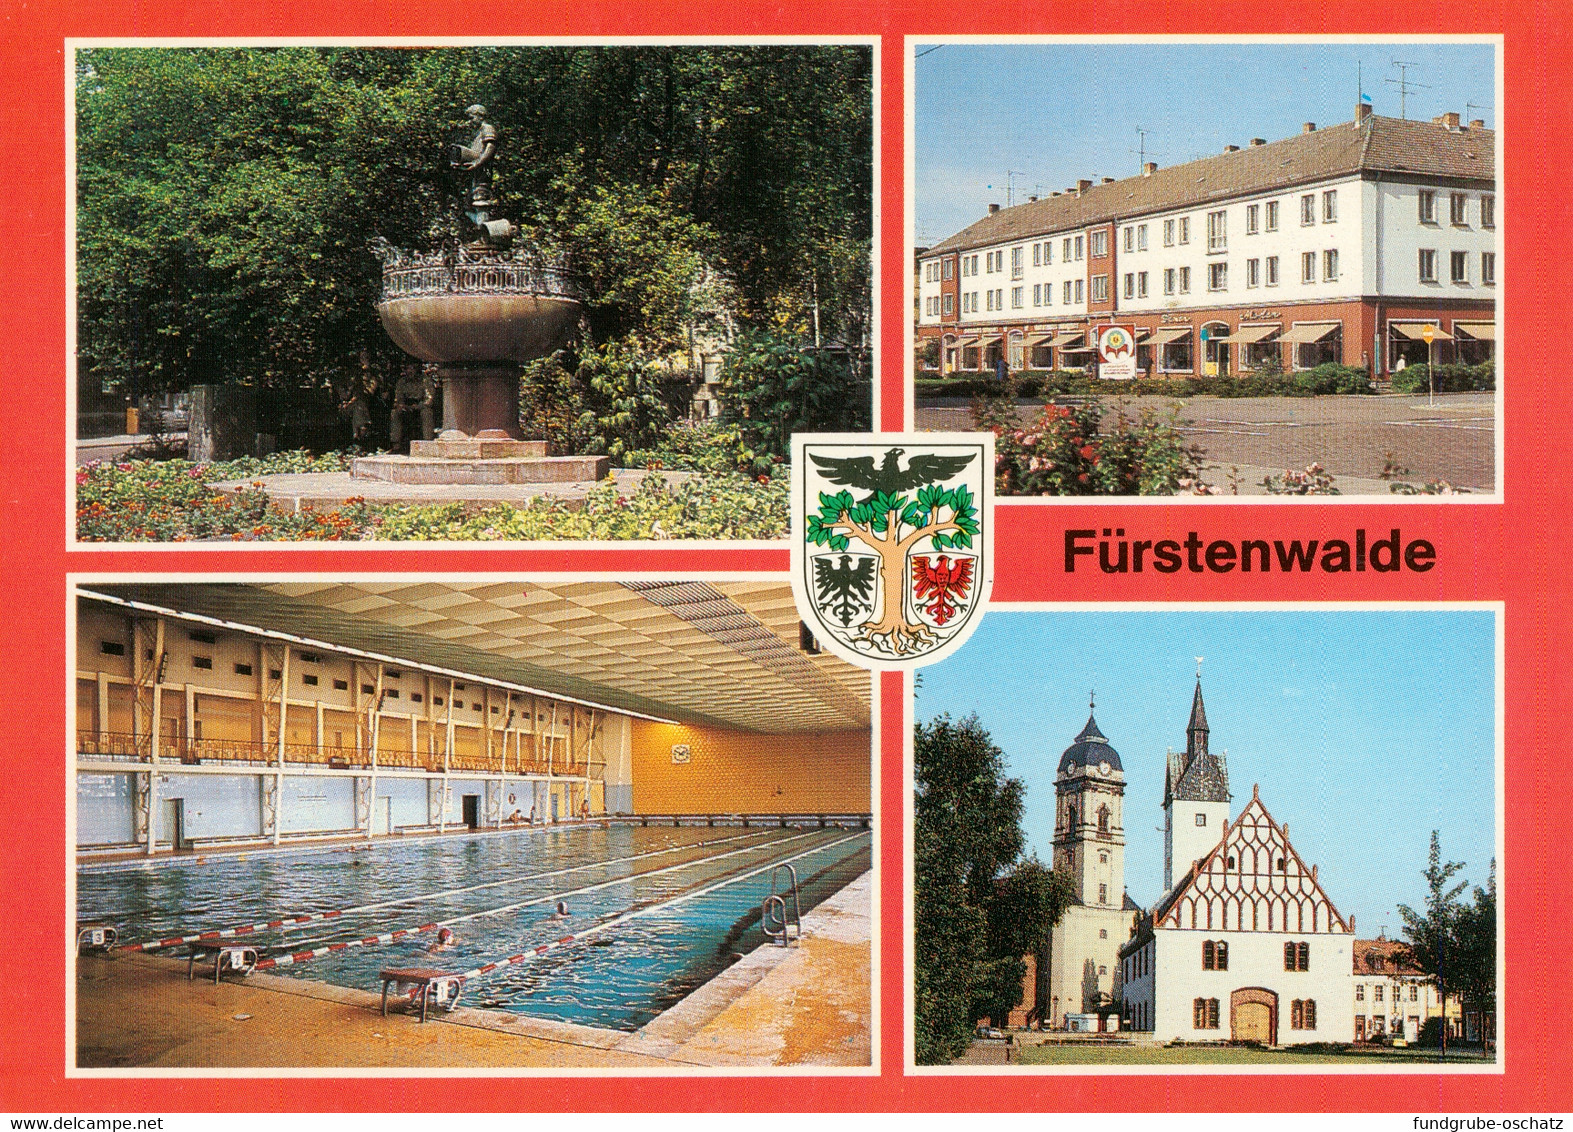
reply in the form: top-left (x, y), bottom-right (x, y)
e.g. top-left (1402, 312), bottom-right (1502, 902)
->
top-left (1164, 790), bottom-right (1231, 894)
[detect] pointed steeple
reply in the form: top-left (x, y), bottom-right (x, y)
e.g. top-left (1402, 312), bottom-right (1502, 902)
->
top-left (1186, 676), bottom-right (1209, 759)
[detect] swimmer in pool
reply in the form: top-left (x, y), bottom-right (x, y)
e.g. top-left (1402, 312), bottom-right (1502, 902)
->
top-left (551, 900), bottom-right (570, 919)
top-left (427, 927), bottom-right (457, 953)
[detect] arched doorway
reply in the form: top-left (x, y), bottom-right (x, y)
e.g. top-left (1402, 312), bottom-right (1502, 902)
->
top-left (1202, 321), bottom-right (1231, 377)
top-left (1230, 987), bottom-right (1278, 1045)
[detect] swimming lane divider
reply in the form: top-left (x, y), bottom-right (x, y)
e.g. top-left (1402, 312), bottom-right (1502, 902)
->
top-left (450, 831), bottom-right (868, 989)
top-left (250, 830), bottom-right (829, 973)
top-left (115, 827), bottom-right (780, 953)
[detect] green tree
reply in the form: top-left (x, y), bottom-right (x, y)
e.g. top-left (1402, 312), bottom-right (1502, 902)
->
top-left (915, 714), bottom-right (1070, 1063)
top-left (1398, 831), bottom-right (1468, 1059)
top-left (1451, 860), bottom-right (1496, 1045)
top-left (717, 328), bottom-right (873, 466)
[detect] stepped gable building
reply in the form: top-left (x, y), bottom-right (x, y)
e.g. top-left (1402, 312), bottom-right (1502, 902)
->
top-left (917, 106), bottom-right (1496, 380)
top-left (1007, 701), bottom-right (1141, 1030)
top-left (1120, 677), bottom-right (1356, 1045)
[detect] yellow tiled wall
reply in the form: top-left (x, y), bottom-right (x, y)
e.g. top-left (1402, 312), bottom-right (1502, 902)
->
top-left (629, 721), bottom-right (870, 814)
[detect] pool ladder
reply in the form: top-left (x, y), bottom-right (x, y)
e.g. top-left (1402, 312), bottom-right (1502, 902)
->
top-left (762, 863), bottom-right (802, 947)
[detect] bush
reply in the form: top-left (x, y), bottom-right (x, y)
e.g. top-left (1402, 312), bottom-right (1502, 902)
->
top-left (716, 328), bottom-right (872, 462)
top-left (974, 397), bottom-right (1204, 496)
top-left (917, 364), bottom-right (1375, 401)
top-left (1261, 463), bottom-right (1340, 495)
top-left (1390, 361), bottom-right (1495, 394)
top-left (623, 417), bottom-right (783, 479)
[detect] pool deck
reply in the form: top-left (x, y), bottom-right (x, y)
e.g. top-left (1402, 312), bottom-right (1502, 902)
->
top-left (74, 871), bottom-right (871, 1071)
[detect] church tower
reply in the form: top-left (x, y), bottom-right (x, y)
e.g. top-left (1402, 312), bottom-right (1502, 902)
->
top-left (1052, 698), bottom-right (1126, 910)
top-left (1162, 669), bottom-right (1233, 892)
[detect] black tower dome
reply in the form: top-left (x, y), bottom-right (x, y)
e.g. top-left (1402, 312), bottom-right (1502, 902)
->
top-left (1057, 707), bottom-right (1123, 774)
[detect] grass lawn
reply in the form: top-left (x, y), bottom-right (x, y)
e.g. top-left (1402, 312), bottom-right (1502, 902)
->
top-left (1015, 1043), bottom-right (1494, 1066)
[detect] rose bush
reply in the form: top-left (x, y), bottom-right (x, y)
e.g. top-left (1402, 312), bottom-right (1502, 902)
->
top-left (975, 398), bottom-right (1204, 496)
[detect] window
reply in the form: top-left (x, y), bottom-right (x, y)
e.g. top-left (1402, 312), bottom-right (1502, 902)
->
top-left (1032, 284), bottom-right (1040, 306)
top-left (269, 668), bottom-right (282, 681)
top-left (1092, 275), bottom-right (1109, 303)
top-left (1163, 267), bottom-right (1175, 295)
top-left (1123, 273), bottom-right (1135, 299)
top-left (1411, 985), bottom-right (1419, 1002)
top-left (1163, 219), bottom-right (1175, 246)
top-left (1450, 192), bottom-right (1467, 226)
top-left (1074, 235), bottom-right (1085, 260)
top-left (1043, 240), bottom-right (1053, 264)
top-left (1301, 194), bottom-right (1316, 226)
top-left (1075, 279), bottom-right (1084, 303)
top-left (1216, 941), bottom-right (1229, 970)
top-left (432, 696), bottom-right (443, 706)
top-left (1178, 217), bottom-right (1190, 244)
top-left (333, 678), bottom-right (348, 691)
top-left (1482, 252), bottom-right (1496, 285)
top-left (1123, 227), bottom-right (1134, 253)
top-left (362, 683), bottom-right (375, 695)
top-left (1062, 237), bottom-right (1072, 261)
top-left (1178, 266), bottom-right (1190, 294)
top-left (234, 662), bottom-right (252, 676)
top-left (1032, 243), bottom-right (1041, 267)
top-left (1195, 812), bottom-right (1207, 826)
top-left (1100, 929), bottom-right (1108, 939)
top-left (1137, 224), bottom-right (1148, 250)
top-left (192, 656), bottom-right (212, 670)
top-left (1011, 246), bottom-right (1023, 278)
top-left (1097, 805), bottom-right (1110, 834)
top-left (385, 688), bottom-right (399, 699)
top-left (1356, 984), bottom-right (1366, 1001)
top-left (1419, 249), bottom-right (1438, 282)
top-left (1246, 258), bottom-right (1260, 288)
top-left (1481, 194), bottom-right (1495, 228)
top-left (943, 259), bottom-right (954, 279)
top-left (1206, 210), bottom-right (1226, 251)
top-left (1266, 256), bottom-right (1279, 286)
top-left (1324, 249), bottom-right (1338, 281)
top-left (1208, 262), bottom-right (1227, 291)
top-left (994, 288), bottom-right (1003, 309)
top-left (189, 631), bottom-right (217, 645)
top-left (1375, 984), bottom-right (1385, 1002)
top-left (1098, 883), bottom-right (1107, 904)
top-left (1137, 271), bottom-right (1148, 298)
top-left (1419, 190), bottom-right (1437, 224)
top-left (1193, 998), bottom-right (1220, 1029)
top-left (302, 673), bottom-right (318, 686)
top-left (1451, 250), bottom-right (1468, 283)
top-left (1246, 203), bottom-right (1259, 233)
top-left (99, 640), bottom-right (125, 656)
top-left (944, 294), bottom-right (954, 314)
top-left (1091, 230), bottom-right (1108, 258)
top-left (411, 693), bottom-right (423, 704)
top-left (1284, 941), bottom-right (1310, 971)
top-left (1291, 999), bottom-right (1318, 1030)
top-left (1011, 286), bottom-right (1023, 309)
top-left (1302, 251), bottom-right (1316, 284)
top-left (1323, 189), bottom-right (1338, 223)
top-left (1265, 200), bottom-right (1279, 231)
top-left (1063, 281), bottom-right (1073, 305)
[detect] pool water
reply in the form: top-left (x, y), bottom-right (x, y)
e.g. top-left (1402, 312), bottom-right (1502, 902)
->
top-left (77, 825), bottom-right (872, 1031)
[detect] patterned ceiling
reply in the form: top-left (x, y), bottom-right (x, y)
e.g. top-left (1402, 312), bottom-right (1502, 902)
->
top-left (83, 581), bottom-right (870, 735)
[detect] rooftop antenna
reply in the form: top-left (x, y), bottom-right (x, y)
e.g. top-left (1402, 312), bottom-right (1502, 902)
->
top-left (1385, 61), bottom-right (1432, 120)
top-left (1466, 100), bottom-right (1494, 125)
top-left (1128, 126), bottom-right (1165, 174)
top-left (1005, 170), bottom-right (1026, 208)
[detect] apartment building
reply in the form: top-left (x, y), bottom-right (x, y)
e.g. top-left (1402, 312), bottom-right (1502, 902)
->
top-left (917, 106), bottom-right (1496, 379)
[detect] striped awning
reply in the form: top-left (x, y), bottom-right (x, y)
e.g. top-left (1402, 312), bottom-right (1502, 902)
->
top-left (1047, 331), bottom-right (1085, 348)
top-left (1146, 327), bottom-right (1193, 346)
top-left (1277, 321), bottom-right (1341, 344)
top-left (950, 337), bottom-right (980, 349)
top-left (1023, 332), bottom-right (1055, 347)
top-left (1453, 320), bottom-right (1495, 341)
top-left (1390, 321), bottom-right (1453, 341)
top-left (1213, 324), bottom-right (1281, 344)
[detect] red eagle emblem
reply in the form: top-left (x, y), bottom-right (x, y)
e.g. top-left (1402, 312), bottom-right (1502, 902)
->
top-left (911, 555), bottom-right (975, 626)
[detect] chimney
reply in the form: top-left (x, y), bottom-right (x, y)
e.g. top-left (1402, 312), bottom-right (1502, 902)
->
top-left (1077, 178), bottom-right (1093, 194)
top-left (1356, 102), bottom-right (1373, 124)
top-left (1223, 144), bottom-right (1240, 152)
top-left (1142, 161), bottom-right (1157, 176)
top-left (1442, 111), bottom-right (1461, 130)
top-left (1028, 194), bottom-right (1038, 202)
top-left (1302, 121), bottom-right (1316, 133)
top-left (1470, 118), bottom-right (1485, 129)
top-left (1249, 137), bottom-right (1266, 147)
top-left (988, 203), bottom-right (1000, 214)
top-left (1101, 176), bottom-right (1115, 184)
top-left (1051, 191), bottom-right (1062, 197)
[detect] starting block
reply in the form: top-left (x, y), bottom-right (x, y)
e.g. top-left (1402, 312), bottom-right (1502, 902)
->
top-left (185, 944), bottom-right (260, 985)
top-left (76, 923), bottom-right (119, 954)
top-left (379, 967), bottom-right (465, 1023)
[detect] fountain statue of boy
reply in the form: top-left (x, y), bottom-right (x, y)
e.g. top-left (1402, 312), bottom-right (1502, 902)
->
top-left (451, 104), bottom-right (499, 210)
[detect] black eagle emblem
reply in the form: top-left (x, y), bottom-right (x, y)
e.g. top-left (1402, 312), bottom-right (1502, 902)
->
top-left (813, 554), bottom-right (876, 627)
top-left (809, 447), bottom-right (977, 502)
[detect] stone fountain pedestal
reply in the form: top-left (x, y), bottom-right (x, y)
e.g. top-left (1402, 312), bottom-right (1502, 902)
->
top-left (350, 250), bottom-right (609, 486)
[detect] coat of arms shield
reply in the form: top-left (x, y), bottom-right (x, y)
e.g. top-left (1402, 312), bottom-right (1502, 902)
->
top-left (791, 432), bottom-right (994, 669)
